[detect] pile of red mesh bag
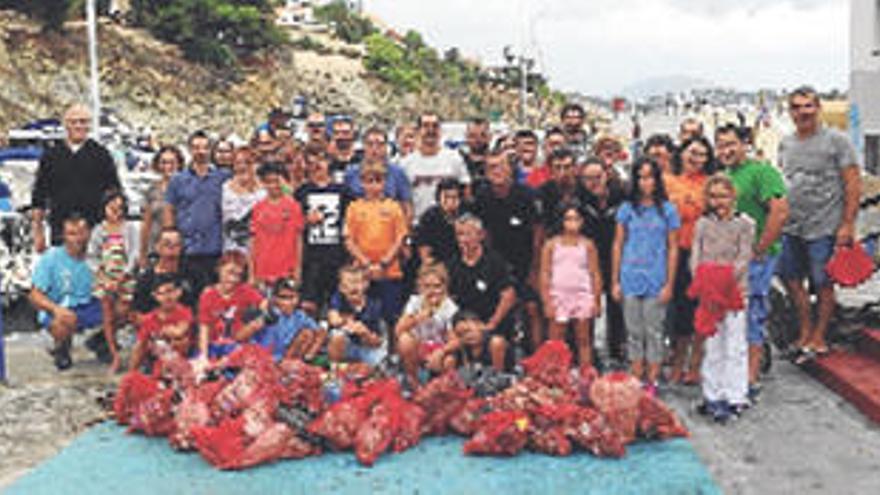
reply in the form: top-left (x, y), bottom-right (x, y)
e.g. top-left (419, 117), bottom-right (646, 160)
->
top-left (112, 340), bottom-right (688, 470)
top-left (309, 378), bottom-right (425, 466)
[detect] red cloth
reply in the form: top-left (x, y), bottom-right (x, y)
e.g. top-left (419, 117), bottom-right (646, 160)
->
top-left (251, 196), bottom-right (304, 282)
top-left (826, 243), bottom-right (875, 287)
top-left (687, 262), bottom-right (744, 338)
top-left (198, 284), bottom-right (264, 342)
top-left (137, 303), bottom-right (193, 343)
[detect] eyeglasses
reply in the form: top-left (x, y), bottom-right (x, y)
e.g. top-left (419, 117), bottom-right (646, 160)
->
top-left (581, 174), bottom-right (603, 182)
top-left (275, 293), bottom-right (297, 300)
top-left (363, 176), bottom-right (385, 183)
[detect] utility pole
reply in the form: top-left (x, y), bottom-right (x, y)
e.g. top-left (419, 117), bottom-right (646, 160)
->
top-left (86, 0), bottom-right (101, 140)
top-left (504, 46), bottom-right (534, 127)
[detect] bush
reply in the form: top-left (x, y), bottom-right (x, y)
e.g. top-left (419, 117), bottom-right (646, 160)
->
top-left (313, 1), bottom-right (375, 44)
top-left (128, 0), bottom-right (285, 67)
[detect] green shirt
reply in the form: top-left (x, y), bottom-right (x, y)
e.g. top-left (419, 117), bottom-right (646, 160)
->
top-left (727, 159), bottom-right (787, 255)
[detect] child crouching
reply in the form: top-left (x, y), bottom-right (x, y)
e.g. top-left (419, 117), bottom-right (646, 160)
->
top-left (249, 277), bottom-right (325, 361)
top-left (395, 263), bottom-right (459, 385)
top-left (327, 264), bottom-right (387, 366)
top-left (129, 274), bottom-right (195, 372)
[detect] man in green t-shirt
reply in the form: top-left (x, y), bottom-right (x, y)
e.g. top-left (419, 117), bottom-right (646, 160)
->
top-left (716, 124), bottom-right (789, 398)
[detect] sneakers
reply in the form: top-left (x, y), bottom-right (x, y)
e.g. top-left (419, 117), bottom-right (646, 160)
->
top-left (747, 383), bottom-right (763, 405)
top-left (49, 337), bottom-right (73, 371)
top-left (85, 332), bottom-right (113, 364)
top-left (712, 400), bottom-right (733, 424)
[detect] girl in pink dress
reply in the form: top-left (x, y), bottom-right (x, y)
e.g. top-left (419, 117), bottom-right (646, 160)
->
top-left (539, 205), bottom-right (603, 366)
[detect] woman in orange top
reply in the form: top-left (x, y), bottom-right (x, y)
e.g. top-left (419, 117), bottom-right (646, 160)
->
top-left (664, 136), bottom-right (715, 384)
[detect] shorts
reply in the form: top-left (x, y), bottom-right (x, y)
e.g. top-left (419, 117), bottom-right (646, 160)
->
top-left (778, 235), bottom-right (835, 288)
top-left (419, 341), bottom-right (445, 361)
top-left (550, 290), bottom-right (595, 322)
top-left (39, 297), bottom-right (103, 330)
top-left (330, 329), bottom-right (387, 366)
top-left (747, 254), bottom-right (779, 345)
top-left (300, 250), bottom-right (346, 307)
top-left (514, 279), bottom-right (540, 304)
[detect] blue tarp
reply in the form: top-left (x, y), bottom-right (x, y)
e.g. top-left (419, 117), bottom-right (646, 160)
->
top-left (6, 422), bottom-right (720, 495)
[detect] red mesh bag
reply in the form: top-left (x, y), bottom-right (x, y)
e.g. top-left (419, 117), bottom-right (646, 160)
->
top-left (463, 410), bottom-right (530, 456)
top-left (449, 398), bottom-right (490, 436)
top-left (152, 353), bottom-right (196, 390)
top-left (128, 388), bottom-right (176, 437)
top-left (413, 371), bottom-right (474, 436)
top-left (277, 359), bottom-right (325, 414)
top-left (636, 395), bottom-right (689, 440)
top-left (529, 427), bottom-right (572, 456)
top-left (589, 372), bottom-right (643, 444)
top-left (192, 416), bottom-right (247, 470)
top-left (564, 406), bottom-right (626, 458)
top-left (355, 401), bottom-right (396, 466)
top-left (688, 263), bottom-right (745, 338)
top-left (390, 397), bottom-right (425, 453)
top-left (308, 399), bottom-right (369, 450)
top-left (520, 340), bottom-right (573, 388)
top-left (212, 368), bottom-right (281, 421)
top-left (826, 243), bottom-right (875, 287)
top-left (114, 372), bottom-right (160, 425)
top-left (169, 380), bottom-right (227, 450)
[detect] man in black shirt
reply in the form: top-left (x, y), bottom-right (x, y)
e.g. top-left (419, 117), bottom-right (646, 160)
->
top-left (414, 178), bottom-right (466, 266)
top-left (536, 148), bottom-right (588, 237)
top-left (580, 157), bottom-right (627, 363)
top-left (131, 228), bottom-right (199, 320)
top-left (472, 151), bottom-right (542, 351)
top-left (31, 103), bottom-right (121, 250)
top-left (459, 117), bottom-right (491, 182)
top-left (448, 214), bottom-right (517, 370)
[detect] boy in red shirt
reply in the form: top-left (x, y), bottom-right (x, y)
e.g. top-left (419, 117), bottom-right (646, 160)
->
top-left (197, 251), bottom-right (265, 359)
top-left (129, 273), bottom-right (195, 372)
top-left (251, 163), bottom-right (305, 286)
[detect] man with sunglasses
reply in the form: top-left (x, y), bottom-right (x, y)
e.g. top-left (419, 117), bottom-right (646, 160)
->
top-left (131, 228), bottom-right (200, 323)
top-left (328, 116), bottom-right (362, 184)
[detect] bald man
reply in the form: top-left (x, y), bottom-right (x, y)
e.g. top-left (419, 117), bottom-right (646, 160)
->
top-left (32, 104), bottom-right (121, 251)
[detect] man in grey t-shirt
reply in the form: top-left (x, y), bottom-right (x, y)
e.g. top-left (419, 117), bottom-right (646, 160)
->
top-left (777, 86), bottom-right (861, 361)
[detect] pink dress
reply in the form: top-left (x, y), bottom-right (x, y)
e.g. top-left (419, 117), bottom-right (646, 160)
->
top-left (549, 241), bottom-right (595, 321)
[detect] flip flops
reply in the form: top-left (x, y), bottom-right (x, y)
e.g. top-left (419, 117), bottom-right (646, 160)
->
top-left (793, 347), bottom-right (816, 365)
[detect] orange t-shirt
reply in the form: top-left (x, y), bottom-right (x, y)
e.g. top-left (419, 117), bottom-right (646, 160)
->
top-left (344, 198), bottom-right (407, 279)
top-left (251, 195), bottom-right (304, 282)
top-left (664, 172), bottom-right (707, 249)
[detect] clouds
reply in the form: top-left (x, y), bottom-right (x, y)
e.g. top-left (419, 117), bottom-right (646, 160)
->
top-left (366, 0), bottom-right (848, 96)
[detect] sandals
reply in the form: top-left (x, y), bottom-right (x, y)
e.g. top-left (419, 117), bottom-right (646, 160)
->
top-left (793, 347), bottom-right (816, 365)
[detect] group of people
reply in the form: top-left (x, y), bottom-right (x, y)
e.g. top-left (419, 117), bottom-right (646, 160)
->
top-left (26, 84), bottom-right (861, 424)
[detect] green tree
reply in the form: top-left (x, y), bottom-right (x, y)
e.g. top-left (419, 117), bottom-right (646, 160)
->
top-left (128, 0), bottom-right (284, 67)
top-left (313, 0), bottom-right (375, 44)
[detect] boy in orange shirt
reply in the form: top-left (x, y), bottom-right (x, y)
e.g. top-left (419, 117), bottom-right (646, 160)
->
top-left (344, 160), bottom-right (408, 330)
top-left (251, 163), bottom-right (305, 287)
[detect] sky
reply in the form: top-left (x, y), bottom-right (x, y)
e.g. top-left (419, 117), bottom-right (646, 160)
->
top-left (366, 0), bottom-right (849, 97)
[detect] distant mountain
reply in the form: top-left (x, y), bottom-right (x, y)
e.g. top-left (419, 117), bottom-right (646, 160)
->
top-left (621, 75), bottom-right (716, 99)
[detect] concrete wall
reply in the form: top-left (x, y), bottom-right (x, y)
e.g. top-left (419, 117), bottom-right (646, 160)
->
top-left (851, 0), bottom-right (880, 172)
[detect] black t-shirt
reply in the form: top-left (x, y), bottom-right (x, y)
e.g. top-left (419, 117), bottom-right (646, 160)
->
top-left (460, 148), bottom-right (487, 182)
top-left (536, 181), bottom-right (589, 235)
top-left (132, 266), bottom-right (200, 314)
top-left (329, 150), bottom-right (363, 184)
top-left (582, 184), bottom-right (626, 274)
top-left (415, 205), bottom-right (465, 264)
top-left (448, 249), bottom-right (515, 321)
top-left (472, 185), bottom-right (537, 281)
top-left (294, 182), bottom-right (352, 258)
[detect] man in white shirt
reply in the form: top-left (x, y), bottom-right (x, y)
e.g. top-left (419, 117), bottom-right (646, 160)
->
top-left (401, 112), bottom-right (471, 221)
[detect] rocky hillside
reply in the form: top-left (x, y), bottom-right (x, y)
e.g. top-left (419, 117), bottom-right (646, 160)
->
top-left (0, 10), bottom-right (556, 142)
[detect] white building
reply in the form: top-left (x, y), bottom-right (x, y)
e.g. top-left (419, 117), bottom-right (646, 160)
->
top-left (851, 0), bottom-right (880, 173)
